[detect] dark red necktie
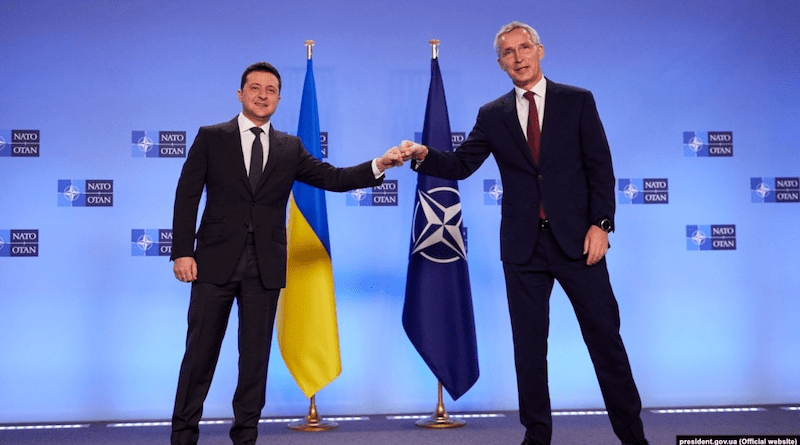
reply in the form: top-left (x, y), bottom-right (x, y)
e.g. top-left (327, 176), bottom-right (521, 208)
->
top-left (523, 91), bottom-right (541, 165)
top-left (523, 91), bottom-right (546, 219)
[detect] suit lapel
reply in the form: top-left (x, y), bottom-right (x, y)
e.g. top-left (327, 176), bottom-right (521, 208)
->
top-left (260, 126), bottom-right (281, 186)
top-left (500, 89), bottom-right (538, 171)
top-left (539, 79), bottom-right (562, 167)
top-left (219, 117), bottom-right (251, 192)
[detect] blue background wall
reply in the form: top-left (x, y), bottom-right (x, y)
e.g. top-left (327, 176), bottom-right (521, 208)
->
top-left (1, 0), bottom-right (798, 423)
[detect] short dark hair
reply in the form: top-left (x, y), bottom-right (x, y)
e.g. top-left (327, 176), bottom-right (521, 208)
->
top-left (240, 62), bottom-right (282, 92)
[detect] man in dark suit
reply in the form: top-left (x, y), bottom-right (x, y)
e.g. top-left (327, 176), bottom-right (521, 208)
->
top-left (400, 22), bottom-right (648, 445)
top-left (170, 61), bottom-right (403, 445)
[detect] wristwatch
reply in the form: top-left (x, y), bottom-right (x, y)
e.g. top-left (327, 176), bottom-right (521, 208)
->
top-left (595, 218), bottom-right (612, 233)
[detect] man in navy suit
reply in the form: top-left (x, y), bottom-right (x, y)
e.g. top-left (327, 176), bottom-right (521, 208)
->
top-left (170, 62), bottom-right (403, 445)
top-left (401, 22), bottom-right (648, 445)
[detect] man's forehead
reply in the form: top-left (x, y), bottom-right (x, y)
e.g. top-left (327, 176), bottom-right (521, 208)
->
top-left (245, 71), bottom-right (279, 85)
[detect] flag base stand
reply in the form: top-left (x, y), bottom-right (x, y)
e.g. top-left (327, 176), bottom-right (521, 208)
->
top-left (415, 382), bottom-right (465, 429)
top-left (288, 395), bottom-right (338, 432)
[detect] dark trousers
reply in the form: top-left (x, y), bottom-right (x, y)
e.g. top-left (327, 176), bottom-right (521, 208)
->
top-left (171, 234), bottom-right (280, 445)
top-left (503, 227), bottom-right (644, 444)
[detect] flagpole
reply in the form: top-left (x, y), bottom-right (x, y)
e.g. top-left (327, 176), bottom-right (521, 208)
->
top-left (288, 394), bottom-right (338, 432)
top-left (415, 381), bottom-right (465, 428)
top-left (413, 39), bottom-right (465, 430)
top-left (304, 39), bottom-right (315, 60)
top-left (429, 38), bottom-right (440, 59)
top-left (286, 38), bottom-right (338, 433)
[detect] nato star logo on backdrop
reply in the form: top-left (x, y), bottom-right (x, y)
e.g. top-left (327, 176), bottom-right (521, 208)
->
top-left (58, 180), bottom-right (114, 207)
top-left (0, 229), bottom-right (39, 257)
top-left (684, 131), bottom-right (733, 157)
top-left (618, 178), bottom-right (669, 204)
top-left (346, 180), bottom-right (398, 206)
top-left (131, 131), bottom-right (186, 158)
top-left (0, 130), bottom-right (39, 157)
top-left (131, 229), bottom-right (172, 256)
top-left (686, 224), bottom-right (736, 251)
top-left (751, 177), bottom-right (799, 203)
top-left (484, 179), bottom-right (503, 205)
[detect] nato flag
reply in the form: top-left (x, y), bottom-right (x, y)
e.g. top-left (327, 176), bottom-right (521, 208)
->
top-left (402, 57), bottom-right (479, 401)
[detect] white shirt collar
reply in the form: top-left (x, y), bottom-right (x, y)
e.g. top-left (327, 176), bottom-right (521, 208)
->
top-left (514, 77), bottom-right (547, 101)
top-left (238, 113), bottom-right (270, 135)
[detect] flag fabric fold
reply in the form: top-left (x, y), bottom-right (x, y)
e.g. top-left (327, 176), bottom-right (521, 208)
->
top-left (402, 57), bottom-right (479, 401)
top-left (276, 58), bottom-right (341, 398)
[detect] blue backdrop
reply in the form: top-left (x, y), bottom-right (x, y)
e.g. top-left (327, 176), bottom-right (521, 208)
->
top-left (1, 0), bottom-right (798, 423)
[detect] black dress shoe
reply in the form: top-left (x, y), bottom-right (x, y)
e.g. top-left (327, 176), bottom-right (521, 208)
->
top-left (520, 438), bottom-right (544, 445)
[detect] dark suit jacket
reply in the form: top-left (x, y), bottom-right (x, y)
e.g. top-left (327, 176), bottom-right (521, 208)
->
top-left (414, 79), bottom-right (615, 263)
top-left (171, 117), bottom-right (383, 288)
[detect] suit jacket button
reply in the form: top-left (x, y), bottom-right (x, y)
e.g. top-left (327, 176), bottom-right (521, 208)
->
top-left (538, 175), bottom-right (544, 180)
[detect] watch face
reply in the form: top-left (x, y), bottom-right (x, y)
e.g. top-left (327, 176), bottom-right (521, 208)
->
top-left (599, 219), bottom-right (612, 231)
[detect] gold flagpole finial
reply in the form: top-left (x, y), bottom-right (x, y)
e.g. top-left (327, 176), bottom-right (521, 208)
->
top-left (429, 39), bottom-right (440, 59)
top-left (305, 40), bottom-right (315, 60)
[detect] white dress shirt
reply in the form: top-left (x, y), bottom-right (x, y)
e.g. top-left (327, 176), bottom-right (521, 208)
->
top-left (515, 77), bottom-right (547, 141)
top-left (238, 113), bottom-right (269, 175)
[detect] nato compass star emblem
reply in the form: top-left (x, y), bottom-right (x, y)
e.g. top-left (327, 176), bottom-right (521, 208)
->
top-left (136, 134), bottom-right (155, 154)
top-left (755, 181), bottom-right (771, 199)
top-left (687, 136), bottom-right (704, 153)
top-left (690, 229), bottom-right (707, 247)
top-left (488, 183), bottom-right (503, 202)
top-left (623, 182), bottom-right (639, 200)
top-left (136, 233), bottom-right (155, 252)
top-left (63, 184), bottom-right (80, 202)
top-left (350, 188), bottom-right (367, 203)
top-left (411, 186), bottom-right (467, 264)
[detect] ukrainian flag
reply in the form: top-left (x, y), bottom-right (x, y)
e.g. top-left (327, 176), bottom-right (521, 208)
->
top-left (276, 57), bottom-right (341, 398)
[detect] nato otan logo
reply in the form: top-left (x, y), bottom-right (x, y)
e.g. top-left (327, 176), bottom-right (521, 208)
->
top-left (686, 224), bottom-right (736, 251)
top-left (751, 177), bottom-right (799, 203)
top-left (0, 130), bottom-right (40, 157)
top-left (58, 180), bottom-right (114, 207)
top-left (410, 186), bottom-right (468, 263)
top-left (132, 131), bottom-right (187, 158)
top-left (132, 229), bottom-right (172, 256)
top-left (618, 178), bottom-right (669, 204)
top-left (484, 179), bottom-right (503, 205)
top-left (347, 180), bottom-right (398, 206)
top-left (684, 131), bottom-right (733, 157)
top-left (0, 230), bottom-right (39, 257)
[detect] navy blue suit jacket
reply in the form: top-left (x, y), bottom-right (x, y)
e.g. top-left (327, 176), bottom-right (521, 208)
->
top-left (171, 117), bottom-right (382, 288)
top-left (414, 79), bottom-right (615, 263)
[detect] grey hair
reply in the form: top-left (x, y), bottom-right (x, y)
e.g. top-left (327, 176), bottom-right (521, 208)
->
top-left (493, 21), bottom-right (541, 57)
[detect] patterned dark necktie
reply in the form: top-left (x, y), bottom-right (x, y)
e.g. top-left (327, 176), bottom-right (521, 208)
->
top-left (249, 127), bottom-right (264, 192)
top-left (523, 91), bottom-right (546, 219)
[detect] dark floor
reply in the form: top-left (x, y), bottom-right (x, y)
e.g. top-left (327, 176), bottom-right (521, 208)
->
top-left (1, 405), bottom-right (798, 445)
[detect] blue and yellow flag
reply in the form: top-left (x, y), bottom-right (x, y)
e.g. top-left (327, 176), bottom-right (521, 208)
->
top-left (402, 56), bottom-right (479, 400)
top-left (276, 57), bottom-right (341, 398)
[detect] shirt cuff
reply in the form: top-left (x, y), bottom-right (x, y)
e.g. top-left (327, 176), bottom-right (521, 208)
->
top-left (371, 159), bottom-right (385, 179)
